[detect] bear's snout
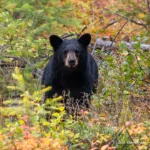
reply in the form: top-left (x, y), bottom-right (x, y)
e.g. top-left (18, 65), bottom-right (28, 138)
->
top-left (69, 60), bottom-right (75, 67)
top-left (65, 51), bottom-right (78, 68)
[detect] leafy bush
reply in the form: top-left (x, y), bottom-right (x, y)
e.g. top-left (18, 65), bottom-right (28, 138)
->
top-left (0, 0), bottom-right (149, 149)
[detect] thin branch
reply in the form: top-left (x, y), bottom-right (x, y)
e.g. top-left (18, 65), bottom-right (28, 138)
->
top-left (5, 56), bottom-right (26, 63)
top-left (91, 41), bottom-right (97, 56)
top-left (107, 108), bottom-right (142, 147)
top-left (103, 20), bottom-right (118, 29)
top-left (130, 44), bottom-right (150, 61)
top-left (146, 0), bottom-right (150, 12)
top-left (96, 21), bottom-right (128, 67)
top-left (129, 27), bottom-right (145, 34)
top-left (0, 45), bottom-right (9, 52)
top-left (22, 57), bottom-right (32, 66)
top-left (61, 33), bottom-right (78, 39)
top-left (105, 8), bottom-right (147, 28)
top-left (78, 26), bottom-right (88, 37)
top-left (110, 20), bottom-right (128, 47)
top-left (22, 57), bottom-right (42, 77)
top-left (91, 20), bottom-right (120, 56)
top-left (1, 56), bottom-right (42, 78)
top-left (61, 26), bottom-right (88, 39)
top-left (134, 53), bottom-right (143, 70)
top-left (91, 34), bottom-right (99, 55)
top-left (126, 129), bottom-right (140, 150)
top-left (0, 56), bottom-right (26, 68)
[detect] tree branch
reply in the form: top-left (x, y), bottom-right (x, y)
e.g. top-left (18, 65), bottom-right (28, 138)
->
top-left (107, 108), bottom-right (142, 147)
top-left (78, 26), bottom-right (88, 37)
top-left (105, 8), bottom-right (147, 28)
top-left (103, 19), bottom-right (118, 29)
top-left (146, 0), bottom-right (150, 12)
top-left (61, 33), bottom-right (78, 39)
top-left (1, 56), bottom-right (42, 78)
top-left (110, 20), bottom-right (128, 47)
top-left (126, 129), bottom-right (140, 150)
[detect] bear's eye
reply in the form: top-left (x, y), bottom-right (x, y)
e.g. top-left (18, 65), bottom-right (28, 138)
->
top-left (64, 50), bottom-right (68, 55)
top-left (75, 50), bottom-right (79, 55)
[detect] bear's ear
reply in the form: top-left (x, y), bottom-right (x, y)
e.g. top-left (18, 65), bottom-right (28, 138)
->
top-left (78, 33), bottom-right (91, 46)
top-left (49, 35), bottom-right (63, 50)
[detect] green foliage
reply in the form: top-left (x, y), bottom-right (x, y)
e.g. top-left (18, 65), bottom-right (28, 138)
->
top-left (4, 0), bottom-right (81, 36)
top-left (111, 0), bottom-right (150, 31)
top-left (0, 0), bottom-right (149, 149)
top-left (0, 0), bottom-right (81, 101)
top-left (0, 67), bottom-right (79, 149)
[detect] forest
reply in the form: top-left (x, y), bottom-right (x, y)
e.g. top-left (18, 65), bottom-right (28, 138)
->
top-left (0, 0), bottom-right (150, 149)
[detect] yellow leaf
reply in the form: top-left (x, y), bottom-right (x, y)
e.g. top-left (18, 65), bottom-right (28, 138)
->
top-left (52, 96), bottom-right (63, 102)
top-left (138, 13), bottom-right (145, 19)
top-left (58, 107), bottom-right (65, 111)
top-left (52, 112), bottom-right (60, 117)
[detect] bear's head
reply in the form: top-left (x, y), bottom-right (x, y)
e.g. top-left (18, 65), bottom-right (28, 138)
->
top-left (49, 33), bottom-right (91, 69)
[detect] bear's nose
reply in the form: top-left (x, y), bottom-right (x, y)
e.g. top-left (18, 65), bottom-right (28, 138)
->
top-left (69, 60), bottom-right (75, 66)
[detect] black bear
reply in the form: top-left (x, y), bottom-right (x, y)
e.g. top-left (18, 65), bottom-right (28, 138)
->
top-left (42, 33), bottom-right (98, 112)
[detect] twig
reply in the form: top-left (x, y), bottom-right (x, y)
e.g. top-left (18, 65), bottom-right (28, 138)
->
top-left (91, 41), bottom-right (97, 56)
top-left (91, 34), bottom-right (99, 55)
top-left (107, 108), bottom-right (142, 147)
top-left (2, 56), bottom-right (42, 78)
top-left (60, 26), bottom-right (88, 39)
top-left (126, 129), bottom-right (140, 150)
top-left (22, 57), bottom-right (32, 66)
top-left (61, 33), bottom-right (78, 39)
top-left (97, 21), bottom-right (128, 67)
top-left (118, 142), bottom-right (150, 145)
top-left (103, 20), bottom-right (118, 29)
top-left (5, 56), bottom-right (26, 63)
top-left (78, 26), bottom-right (88, 37)
top-left (105, 8), bottom-right (147, 28)
top-left (22, 57), bottom-right (42, 77)
top-left (134, 53), bottom-right (143, 70)
top-left (0, 45), bottom-right (9, 52)
top-left (110, 21), bottom-right (128, 47)
top-left (130, 44), bottom-right (150, 61)
top-left (146, 0), bottom-right (150, 12)
top-left (129, 27), bottom-right (145, 34)
top-left (91, 20), bottom-right (125, 57)
top-left (0, 56), bottom-right (26, 68)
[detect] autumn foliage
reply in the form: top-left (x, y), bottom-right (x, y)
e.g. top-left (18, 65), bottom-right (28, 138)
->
top-left (0, 0), bottom-right (150, 150)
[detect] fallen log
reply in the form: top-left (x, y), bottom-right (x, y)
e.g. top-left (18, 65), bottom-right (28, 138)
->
top-left (96, 38), bottom-right (116, 48)
top-left (95, 38), bottom-right (150, 51)
top-left (125, 42), bottom-right (150, 51)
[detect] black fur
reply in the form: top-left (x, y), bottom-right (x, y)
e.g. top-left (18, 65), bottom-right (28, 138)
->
top-left (42, 33), bottom-right (98, 110)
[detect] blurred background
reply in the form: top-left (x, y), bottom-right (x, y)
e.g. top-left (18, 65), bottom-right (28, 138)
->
top-left (0, 0), bottom-right (150, 149)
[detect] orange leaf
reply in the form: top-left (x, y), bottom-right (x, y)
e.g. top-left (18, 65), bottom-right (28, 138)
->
top-left (101, 144), bottom-right (109, 150)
